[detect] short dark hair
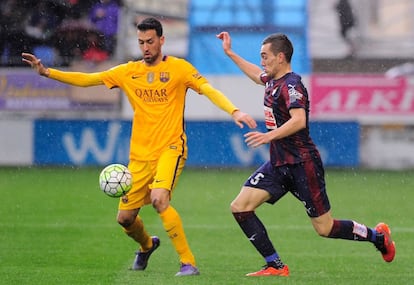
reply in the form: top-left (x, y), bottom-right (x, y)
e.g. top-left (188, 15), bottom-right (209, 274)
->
top-left (136, 17), bottom-right (163, 37)
top-left (262, 33), bottom-right (293, 63)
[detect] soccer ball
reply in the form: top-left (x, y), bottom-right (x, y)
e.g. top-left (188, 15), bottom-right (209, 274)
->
top-left (99, 164), bottom-right (132, 198)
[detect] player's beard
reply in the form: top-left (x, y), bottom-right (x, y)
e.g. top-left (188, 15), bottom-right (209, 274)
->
top-left (143, 51), bottom-right (160, 64)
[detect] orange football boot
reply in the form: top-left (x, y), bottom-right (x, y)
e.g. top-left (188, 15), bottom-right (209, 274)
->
top-left (246, 265), bottom-right (289, 277)
top-left (375, 223), bottom-right (396, 262)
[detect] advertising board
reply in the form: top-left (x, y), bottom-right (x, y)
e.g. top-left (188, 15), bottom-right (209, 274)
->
top-left (0, 67), bottom-right (120, 111)
top-left (310, 74), bottom-right (414, 123)
top-left (33, 120), bottom-right (359, 167)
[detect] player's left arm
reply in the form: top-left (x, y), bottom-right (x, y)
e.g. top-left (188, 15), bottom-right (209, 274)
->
top-left (200, 83), bottom-right (257, 129)
top-left (216, 32), bottom-right (264, 85)
top-left (244, 108), bottom-right (306, 148)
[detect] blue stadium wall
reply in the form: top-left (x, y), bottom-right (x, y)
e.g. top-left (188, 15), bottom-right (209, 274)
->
top-left (33, 120), bottom-right (359, 167)
top-left (187, 0), bottom-right (310, 75)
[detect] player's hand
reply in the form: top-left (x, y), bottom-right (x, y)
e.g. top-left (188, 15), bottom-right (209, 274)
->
top-left (232, 110), bottom-right (257, 129)
top-left (21, 52), bottom-right (50, 77)
top-left (244, 131), bottom-right (271, 148)
top-left (216, 31), bottom-right (232, 55)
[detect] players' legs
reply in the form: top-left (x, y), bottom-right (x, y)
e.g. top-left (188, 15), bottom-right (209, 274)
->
top-left (231, 187), bottom-right (278, 262)
top-left (311, 210), bottom-right (375, 241)
top-left (297, 155), bottom-right (395, 262)
top-left (118, 208), bottom-right (160, 270)
top-left (293, 156), bottom-right (379, 242)
top-left (118, 208), bottom-right (155, 252)
top-left (310, 210), bottom-right (396, 261)
top-left (117, 160), bottom-right (160, 270)
top-left (118, 208), bottom-right (153, 251)
top-left (231, 187), bottom-right (288, 276)
top-left (286, 154), bottom-right (395, 264)
top-left (231, 186), bottom-right (271, 212)
top-left (151, 187), bottom-right (196, 267)
top-left (293, 157), bottom-right (378, 242)
top-left (152, 150), bottom-right (198, 274)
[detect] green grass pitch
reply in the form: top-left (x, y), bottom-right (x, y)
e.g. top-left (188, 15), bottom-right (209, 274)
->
top-left (0, 167), bottom-right (413, 285)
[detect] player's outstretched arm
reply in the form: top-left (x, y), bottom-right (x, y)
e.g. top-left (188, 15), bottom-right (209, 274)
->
top-left (231, 110), bottom-right (257, 129)
top-left (21, 52), bottom-right (103, 87)
top-left (216, 32), bottom-right (264, 85)
top-left (200, 83), bottom-right (257, 129)
top-left (22, 52), bottom-right (50, 77)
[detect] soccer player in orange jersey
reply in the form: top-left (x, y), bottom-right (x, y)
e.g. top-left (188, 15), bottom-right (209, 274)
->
top-left (22, 17), bottom-right (257, 276)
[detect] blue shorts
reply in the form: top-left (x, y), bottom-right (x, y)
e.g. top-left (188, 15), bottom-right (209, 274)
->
top-left (243, 152), bottom-right (331, 218)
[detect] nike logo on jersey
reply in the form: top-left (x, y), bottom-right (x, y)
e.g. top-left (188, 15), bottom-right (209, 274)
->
top-left (131, 75), bottom-right (140, 79)
top-left (272, 86), bottom-right (280, 96)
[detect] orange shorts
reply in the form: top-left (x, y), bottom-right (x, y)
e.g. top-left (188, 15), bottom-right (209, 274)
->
top-left (118, 148), bottom-right (186, 210)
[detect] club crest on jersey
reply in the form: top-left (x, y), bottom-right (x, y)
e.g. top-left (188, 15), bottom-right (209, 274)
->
top-left (287, 84), bottom-right (303, 101)
top-left (192, 73), bottom-right (202, 80)
top-left (159, 72), bottom-right (170, 83)
top-left (147, 72), bottom-right (155, 83)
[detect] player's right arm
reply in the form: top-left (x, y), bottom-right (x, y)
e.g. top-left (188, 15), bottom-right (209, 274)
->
top-left (21, 52), bottom-right (103, 87)
top-left (216, 32), bottom-right (264, 85)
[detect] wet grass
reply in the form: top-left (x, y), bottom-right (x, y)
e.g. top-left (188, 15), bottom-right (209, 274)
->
top-left (0, 167), bottom-right (412, 284)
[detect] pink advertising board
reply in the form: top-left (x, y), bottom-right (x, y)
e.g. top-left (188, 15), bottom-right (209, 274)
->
top-left (310, 74), bottom-right (414, 122)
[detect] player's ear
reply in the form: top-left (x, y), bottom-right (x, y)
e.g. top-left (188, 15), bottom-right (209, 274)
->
top-left (160, 35), bottom-right (165, 45)
top-left (277, 52), bottom-right (286, 63)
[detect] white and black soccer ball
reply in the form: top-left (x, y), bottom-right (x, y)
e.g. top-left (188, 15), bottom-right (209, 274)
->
top-left (99, 164), bottom-right (132, 198)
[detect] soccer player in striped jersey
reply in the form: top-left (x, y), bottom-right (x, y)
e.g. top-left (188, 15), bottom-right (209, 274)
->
top-left (22, 17), bottom-right (257, 277)
top-left (217, 31), bottom-right (395, 277)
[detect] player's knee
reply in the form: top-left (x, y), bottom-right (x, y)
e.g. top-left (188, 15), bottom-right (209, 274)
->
top-left (117, 213), bottom-right (134, 227)
top-left (151, 198), bottom-right (169, 213)
top-left (313, 224), bottom-right (332, 237)
top-left (311, 211), bottom-right (334, 237)
top-left (230, 198), bottom-right (249, 213)
top-left (151, 189), bottom-right (170, 213)
top-left (316, 228), bottom-right (330, 237)
top-left (230, 200), bottom-right (240, 213)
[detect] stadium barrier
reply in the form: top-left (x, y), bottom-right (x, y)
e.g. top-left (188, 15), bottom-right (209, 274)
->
top-left (3, 71), bottom-right (414, 169)
top-left (0, 119), bottom-right (359, 168)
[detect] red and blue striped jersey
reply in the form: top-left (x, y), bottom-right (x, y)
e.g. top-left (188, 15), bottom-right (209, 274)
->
top-left (261, 72), bottom-right (319, 166)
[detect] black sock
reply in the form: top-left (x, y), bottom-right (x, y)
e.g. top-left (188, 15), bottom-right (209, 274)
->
top-left (328, 219), bottom-right (374, 241)
top-left (232, 211), bottom-right (279, 261)
top-left (267, 257), bottom-right (285, 269)
top-left (374, 233), bottom-right (385, 252)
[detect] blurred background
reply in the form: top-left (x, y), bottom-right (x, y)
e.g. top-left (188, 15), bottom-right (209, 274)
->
top-left (1, 0), bottom-right (414, 170)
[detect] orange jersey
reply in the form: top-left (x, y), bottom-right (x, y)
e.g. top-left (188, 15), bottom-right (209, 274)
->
top-left (100, 56), bottom-right (208, 161)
